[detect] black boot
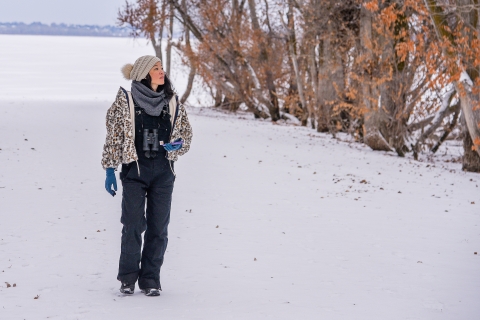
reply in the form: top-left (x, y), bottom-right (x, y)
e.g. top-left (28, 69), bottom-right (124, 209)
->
top-left (120, 283), bottom-right (135, 295)
top-left (141, 288), bottom-right (161, 296)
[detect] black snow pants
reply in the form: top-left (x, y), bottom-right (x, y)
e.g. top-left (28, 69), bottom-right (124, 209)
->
top-left (117, 106), bottom-right (175, 290)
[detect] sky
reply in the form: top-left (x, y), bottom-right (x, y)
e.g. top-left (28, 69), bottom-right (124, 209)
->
top-left (0, 0), bottom-right (128, 26)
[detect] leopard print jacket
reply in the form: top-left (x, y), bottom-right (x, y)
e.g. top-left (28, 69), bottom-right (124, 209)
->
top-left (101, 87), bottom-right (193, 169)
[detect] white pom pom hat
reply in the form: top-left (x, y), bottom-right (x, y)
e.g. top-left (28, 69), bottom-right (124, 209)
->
top-left (121, 55), bottom-right (161, 81)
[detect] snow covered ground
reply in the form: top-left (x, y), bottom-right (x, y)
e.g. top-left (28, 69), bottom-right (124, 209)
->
top-left (0, 35), bottom-right (479, 319)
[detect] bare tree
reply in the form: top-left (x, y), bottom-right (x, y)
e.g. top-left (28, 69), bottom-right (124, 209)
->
top-left (118, 0), bottom-right (168, 60)
top-left (424, 0), bottom-right (480, 171)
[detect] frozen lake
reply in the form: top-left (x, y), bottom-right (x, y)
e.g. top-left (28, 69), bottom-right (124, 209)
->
top-left (0, 34), bottom-right (208, 105)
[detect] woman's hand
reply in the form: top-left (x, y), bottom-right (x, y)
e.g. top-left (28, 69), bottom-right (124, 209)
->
top-left (105, 168), bottom-right (117, 197)
top-left (163, 138), bottom-right (183, 152)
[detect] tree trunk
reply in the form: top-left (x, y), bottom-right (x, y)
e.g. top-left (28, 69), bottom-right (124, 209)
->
top-left (317, 38), bottom-right (331, 131)
top-left (287, 0), bottom-right (310, 126)
top-left (166, 1), bottom-right (174, 75)
top-left (461, 114), bottom-right (480, 172)
top-left (245, 99), bottom-right (270, 119)
top-left (180, 28), bottom-right (196, 104)
top-left (153, 0), bottom-right (166, 61)
top-left (424, 0), bottom-right (480, 166)
top-left (247, 0), bottom-right (280, 121)
top-left (431, 102), bottom-right (461, 153)
top-left (359, 5), bottom-right (391, 151)
top-left (288, 41), bottom-right (309, 126)
top-left (214, 89), bottom-right (223, 108)
top-left (180, 64), bottom-right (196, 104)
top-left (457, 0), bottom-right (480, 159)
top-left (378, 7), bottom-right (409, 157)
top-left (363, 112), bottom-right (392, 151)
top-left (308, 43), bottom-right (319, 128)
top-left (152, 41), bottom-right (163, 61)
top-left (285, 58), bottom-right (300, 116)
top-left (177, 0), bottom-right (196, 104)
top-left (456, 78), bottom-right (480, 156)
top-left (317, 13), bottom-right (344, 133)
top-left (307, 0), bottom-right (320, 125)
top-left (413, 89), bottom-right (456, 156)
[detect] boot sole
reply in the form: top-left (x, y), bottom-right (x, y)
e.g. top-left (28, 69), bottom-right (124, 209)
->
top-left (141, 289), bottom-right (160, 296)
top-left (119, 289), bottom-right (135, 295)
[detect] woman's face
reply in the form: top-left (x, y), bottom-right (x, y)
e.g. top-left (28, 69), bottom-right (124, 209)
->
top-left (149, 62), bottom-right (165, 87)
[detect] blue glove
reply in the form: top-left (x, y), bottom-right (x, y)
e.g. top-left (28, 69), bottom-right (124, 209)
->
top-left (163, 138), bottom-right (183, 152)
top-left (105, 168), bottom-right (117, 197)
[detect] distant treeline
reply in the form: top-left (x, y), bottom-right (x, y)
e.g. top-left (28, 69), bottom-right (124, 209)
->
top-left (0, 22), bottom-right (130, 37)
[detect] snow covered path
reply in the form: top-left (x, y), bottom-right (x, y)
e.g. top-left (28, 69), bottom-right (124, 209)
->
top-left (0, 101), bottom-right (479, 319)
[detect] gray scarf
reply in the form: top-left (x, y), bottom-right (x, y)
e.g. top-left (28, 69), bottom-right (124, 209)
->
top-left (131, 81), bottom-right (168, 116)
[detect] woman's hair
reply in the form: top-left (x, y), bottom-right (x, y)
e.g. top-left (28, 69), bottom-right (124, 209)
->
top-left (140, 73), bottom-right (175, 99)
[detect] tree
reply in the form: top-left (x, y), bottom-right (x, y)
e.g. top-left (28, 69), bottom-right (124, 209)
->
top-left (118, 0), bottom-right (168, 60)
top-left (424, 0), bottom-right (480, 171)
top-left (169, 0), bottom-right (285, 119)
top-left (139, 0), bottom-right (480, 171)
top-left (118, 0), bottom-right (197, 104)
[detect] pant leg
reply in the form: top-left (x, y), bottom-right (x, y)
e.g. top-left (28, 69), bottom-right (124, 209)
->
top-left (138, 183), bottom-right (173, 289)
top-left (117, 178), bottom-right (148, 285)
top-left (137, 159), bottom-right (175, 290)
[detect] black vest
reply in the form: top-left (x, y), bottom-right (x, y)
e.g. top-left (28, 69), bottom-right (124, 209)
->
top-left (133, 104), bottom-right (172, 159)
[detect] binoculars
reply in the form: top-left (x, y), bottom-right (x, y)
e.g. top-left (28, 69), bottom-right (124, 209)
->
top-left (143, 129), bottom-right (159, 158)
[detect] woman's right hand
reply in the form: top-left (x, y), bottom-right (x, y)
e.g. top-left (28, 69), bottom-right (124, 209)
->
top-left (105, 168), bottom-right (117, 197)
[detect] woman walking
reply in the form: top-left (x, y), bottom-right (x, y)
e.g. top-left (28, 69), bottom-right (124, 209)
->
top-left (101, 55), bottom-right (192, 296)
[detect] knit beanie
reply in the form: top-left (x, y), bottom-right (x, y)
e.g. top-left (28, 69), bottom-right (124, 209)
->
top-left (121, 55), bottom-right (161, 81)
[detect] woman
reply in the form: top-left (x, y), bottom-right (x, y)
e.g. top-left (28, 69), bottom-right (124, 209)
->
top-left (101, 55), bottom-right (193, 296)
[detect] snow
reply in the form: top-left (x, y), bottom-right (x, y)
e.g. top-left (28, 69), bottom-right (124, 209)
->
top-left (0, 35), bottom-right (479, 319)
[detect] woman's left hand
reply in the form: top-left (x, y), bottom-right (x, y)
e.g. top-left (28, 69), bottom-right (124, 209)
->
top-left (105, 168), bottom-right (117, 196)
